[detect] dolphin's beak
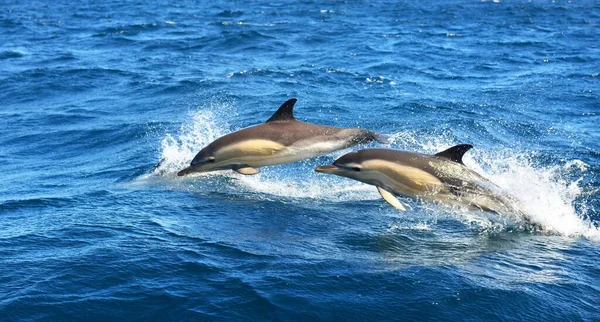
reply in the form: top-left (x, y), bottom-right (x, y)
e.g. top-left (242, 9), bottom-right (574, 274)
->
top-left (177, 166), bottom-right (196, 176)
top-left (178, 158), bottom-right (216, 176)
top-left (315, 164), bottom-right (339, 173)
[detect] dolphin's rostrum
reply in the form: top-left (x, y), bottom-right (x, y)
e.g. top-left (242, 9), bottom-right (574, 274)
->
top-left (178, 98), bottom-right (384, 176)
top-left (315, 145), bottom-right (519, 216)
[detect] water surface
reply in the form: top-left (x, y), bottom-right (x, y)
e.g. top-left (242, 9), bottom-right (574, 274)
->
top-left (1, 1), bottom-right (599, 320)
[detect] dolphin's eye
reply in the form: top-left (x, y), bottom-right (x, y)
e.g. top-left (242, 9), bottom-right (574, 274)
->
top-left (334, 161), bottom-right (361, 172)
top-left (208, 158), bottom-right (216, 163)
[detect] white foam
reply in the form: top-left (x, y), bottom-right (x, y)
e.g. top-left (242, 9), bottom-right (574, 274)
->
top-left (389, 222), bottom-right (433, 231)
top-left (148, 101), bottom-right (234, 177)
top-left (140, 106), bottom-right (599, 240)
top-left (234, 169), bottom-right (379, 201)
top-left (467, 151), bottom-right (599, 239)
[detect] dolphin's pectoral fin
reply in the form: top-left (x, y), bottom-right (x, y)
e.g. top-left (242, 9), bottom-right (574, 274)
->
top-left (435, 144), bottom-right (473, 164)
top-left (377, 186), bottom-right (406, 211)
top-left (233, 166), bottom-right (260, 175)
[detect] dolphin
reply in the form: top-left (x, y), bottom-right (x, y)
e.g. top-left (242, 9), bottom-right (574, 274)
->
top-left (315, 145), bottom-right (518, 215)
top-left (177, 98), bottom-right (385, 176)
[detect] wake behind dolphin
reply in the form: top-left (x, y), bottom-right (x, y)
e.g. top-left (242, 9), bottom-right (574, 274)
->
top-left (178, 98), bottom-right (385, 176)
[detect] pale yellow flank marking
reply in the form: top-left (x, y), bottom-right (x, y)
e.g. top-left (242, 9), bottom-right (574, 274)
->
top-left (362, 160), bottom-right (443, 192)
top-left (220, 139), bottom-right (286, 159)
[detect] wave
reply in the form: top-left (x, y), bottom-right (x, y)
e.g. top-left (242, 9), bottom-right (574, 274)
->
top-left (138, 100), bottom-right (599, 240)
top-left (0, 50), bottom-right (26, 60)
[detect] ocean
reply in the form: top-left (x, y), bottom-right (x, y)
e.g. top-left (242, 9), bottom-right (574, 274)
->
top-left (1, 0), bottom-right (599, 320)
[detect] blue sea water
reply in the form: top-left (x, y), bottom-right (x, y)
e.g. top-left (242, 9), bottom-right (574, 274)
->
top-left (1, 0), bottom-right (599, 320)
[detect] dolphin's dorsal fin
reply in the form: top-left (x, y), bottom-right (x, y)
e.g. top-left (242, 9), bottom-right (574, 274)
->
top-left (434, 144), bottom-right (473, 164)
top-left (266, 98), bottom-right (297, 123)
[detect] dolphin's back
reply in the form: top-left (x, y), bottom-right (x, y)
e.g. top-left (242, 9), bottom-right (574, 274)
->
top-left (210, 121), bottom-right (370, 150)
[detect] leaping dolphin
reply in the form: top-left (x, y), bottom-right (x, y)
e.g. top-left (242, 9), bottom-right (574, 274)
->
top-left (178, 98), bottom-right (385, 176)
top-left (315, 145), bottom-right (519, 216)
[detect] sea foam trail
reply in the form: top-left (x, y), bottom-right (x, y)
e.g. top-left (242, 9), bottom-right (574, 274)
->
top-left (144, 103), bottom-right (599, 240)
top-left (469, 153), bottom-right (599, 239)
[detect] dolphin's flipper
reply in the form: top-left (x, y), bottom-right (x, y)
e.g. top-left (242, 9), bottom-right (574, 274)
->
top-left (434, 144), bottom-right (473, 164)
top-left (266, 98), bottom-right (297, 123)
top-left (377, 186), bottom-right (406, 211)
top-left (233, 166), bottom-right (261, 175)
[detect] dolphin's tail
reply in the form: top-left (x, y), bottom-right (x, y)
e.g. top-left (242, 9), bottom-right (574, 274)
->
top-left (153, 158), bottom-right (165, 171)
top-left (373, 133), bottom-right (390, 144)
top-left (356, 130), bottom-right (391, 145)
top-left (460, 185), bottom-right (543, 230)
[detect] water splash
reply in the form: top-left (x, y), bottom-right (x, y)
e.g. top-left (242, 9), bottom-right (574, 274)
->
top-left (142, 106), bottom-right (599, 239)
top-left (388, 131), bottom-right (599, 239)
top-left (468, 152), bottom-right (599, 239)
top-left (151, 100), bottom-right (235, 177)
top-left (233, 167), bottom-right (379, 202)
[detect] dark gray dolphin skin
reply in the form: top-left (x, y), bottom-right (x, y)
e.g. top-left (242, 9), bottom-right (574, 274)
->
top-left (315, 145), bottom-right (516, 214)
top-left (178, 98), bottom-right (384, 176)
